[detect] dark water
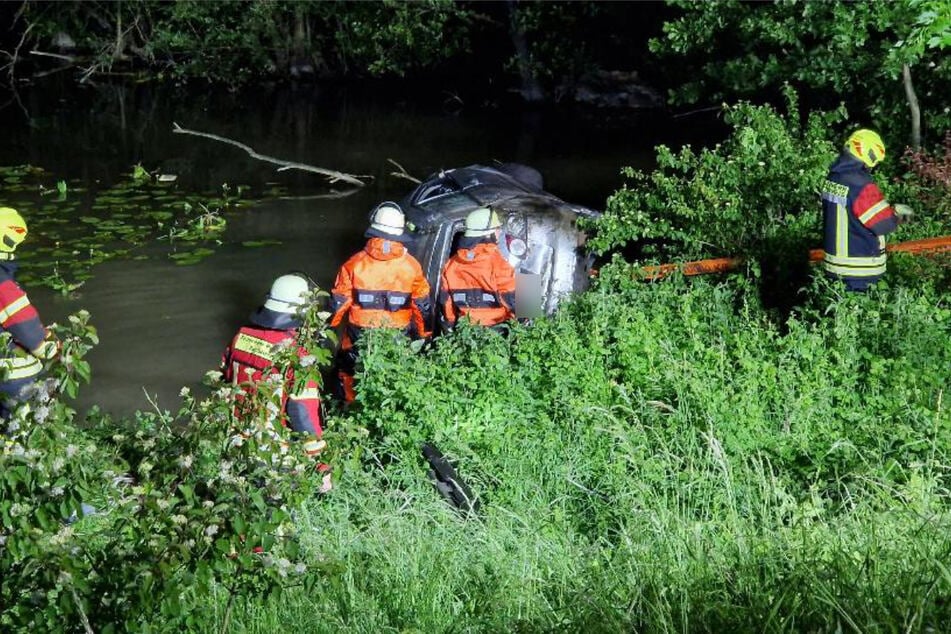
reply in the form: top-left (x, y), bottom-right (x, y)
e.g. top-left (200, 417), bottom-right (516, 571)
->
top-left (0, 80), bottom-right (716, 416)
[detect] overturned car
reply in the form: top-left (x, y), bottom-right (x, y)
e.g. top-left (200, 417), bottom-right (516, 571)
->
top-left (400, 163), bottom-right (600, 331)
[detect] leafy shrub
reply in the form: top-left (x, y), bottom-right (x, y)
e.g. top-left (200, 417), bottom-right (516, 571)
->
top-left (585, 88), bottom-right (844, 261)
top-left (1, 298), bottom-right (337, 632)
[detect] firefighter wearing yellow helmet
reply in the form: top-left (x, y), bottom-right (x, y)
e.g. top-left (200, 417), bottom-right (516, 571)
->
top-left (438, 207), bottom-right (516, 331)
top-left (820, 130), bottom-right (912, 291)
top-left (0, 207), bottom-right (58, 419)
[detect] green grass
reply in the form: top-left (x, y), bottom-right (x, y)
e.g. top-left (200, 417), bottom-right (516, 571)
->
top-left (209, 271), bottom-right (951, 633)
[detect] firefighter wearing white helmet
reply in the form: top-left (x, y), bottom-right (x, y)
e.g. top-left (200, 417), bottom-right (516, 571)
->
top-left (0, 207), bottom-right (59, 420)
top-left (330, 202), bottom-right (432, 402)
top-left (821, 130), bottom-right (911, 291)
top-left (439, 207), bottom-right (516, 330)
top-left (263, 273), bottom-right (311, 314)
top-left (221, 272), bottom-right (331, 490)
top-left (365, 201), bottom-right (406, 239)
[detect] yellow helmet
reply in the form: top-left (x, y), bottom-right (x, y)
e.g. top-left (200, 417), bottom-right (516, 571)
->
top-left (845, 129), bottom-right (886, 169)
top-left (464, 207), bottom-right (502, 237)
top-left (0, 207), bottom-right (27, 253)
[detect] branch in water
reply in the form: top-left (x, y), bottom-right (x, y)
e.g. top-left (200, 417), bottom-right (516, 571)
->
top-left (387, 158), bottom-right (421, 184)
top-left (172, 122), bottom-right (371, 187)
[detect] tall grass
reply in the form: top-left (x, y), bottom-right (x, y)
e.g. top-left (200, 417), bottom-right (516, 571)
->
top-left (210, 270), bottom-right (951, 632)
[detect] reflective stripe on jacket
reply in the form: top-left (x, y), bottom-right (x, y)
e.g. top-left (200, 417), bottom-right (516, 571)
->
top-left (330, 237), bottom-right (432, 341)
top-left (439, 241), bottom-right (516, 328)
top-left (821, 154), bottom-right (898, 288)
top-left (0, 262), bottom-right (49, 384)
top-left (221, 324), bottom-right (324, 455)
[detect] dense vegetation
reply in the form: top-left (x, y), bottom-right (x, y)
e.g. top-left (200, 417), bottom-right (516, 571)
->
top-left (2, 1), bottom-right (951, 631)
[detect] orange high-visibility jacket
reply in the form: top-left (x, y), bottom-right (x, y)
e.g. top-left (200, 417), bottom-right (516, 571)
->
top-left (439, 241), bottom-right (516, 328)
top-left (330, 237), bottom-right (432, 340)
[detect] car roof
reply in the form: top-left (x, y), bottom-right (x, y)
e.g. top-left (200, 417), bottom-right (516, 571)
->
top-left (402, 164), bottom-right (599, 233)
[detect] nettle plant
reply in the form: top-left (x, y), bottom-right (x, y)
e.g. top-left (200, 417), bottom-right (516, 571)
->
top-left (585, 88), bottom-right (844, 261)
top-left (1, 294), bottom-right (338, 633)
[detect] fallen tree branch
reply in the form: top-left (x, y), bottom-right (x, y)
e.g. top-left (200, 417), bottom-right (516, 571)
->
top-left (30, 50), bottom-right (76, 62)
top-left (172, 123), bottom-right (370, 187)
top-left (387, 158), bottom-right (421, 184)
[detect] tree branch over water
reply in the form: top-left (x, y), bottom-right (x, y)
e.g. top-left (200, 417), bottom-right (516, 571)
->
top-left (172, 123), bottom-right (370, 187)
top-left (387, 158), bottom-right (421, 184)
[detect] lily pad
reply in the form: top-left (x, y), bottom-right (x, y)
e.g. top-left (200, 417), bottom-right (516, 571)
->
top-left (241, 240), bottom-right (283, 248)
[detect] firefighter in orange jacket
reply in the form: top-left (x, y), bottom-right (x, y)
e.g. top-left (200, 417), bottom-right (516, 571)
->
top-left (330, 202), bottom-right (432, 402)
top-left (0, 207), bottom-right (58, 421)
top-left (439, 207), bottom-right (516, 331)
top-left (222, 273), bottom-right (330, 489)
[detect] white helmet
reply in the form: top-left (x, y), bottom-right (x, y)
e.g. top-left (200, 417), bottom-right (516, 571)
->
top-left (264, 273), bottom-right (311, 313)
top-left (464, 207), bottom-right (502, 237)
top-left (368, 202), bottom-right (405, 237)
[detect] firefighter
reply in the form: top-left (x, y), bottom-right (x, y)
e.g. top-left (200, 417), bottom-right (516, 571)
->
top-left (330, 202), bottom-right (432, 402)
top-left (439, 207), bottom-right (516, 331)
top-left (221, 272), bottom-right (331, 491)
top-left (821, 129), bottom-right (913, 291)
top-left (0, 207), bottom-right (58, 421)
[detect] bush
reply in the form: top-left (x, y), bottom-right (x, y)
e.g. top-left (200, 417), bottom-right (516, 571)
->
top-left (585, 88), bottom-right (845, 262)
top-left (1, 299), bottom-right (337, 632)
top-left (220, 272), bottom-right (951, 631)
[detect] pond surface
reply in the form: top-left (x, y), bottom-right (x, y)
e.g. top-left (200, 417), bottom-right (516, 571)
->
top-left (0, 80), bottom-right (716, 416)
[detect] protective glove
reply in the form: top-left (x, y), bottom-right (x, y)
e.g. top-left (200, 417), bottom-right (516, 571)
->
top-left (409, 336), bottom-right (432, 354)
top-left (894, 204), bottom-right (914, 222)
top-left (32, 338), bottom-right (60, 361)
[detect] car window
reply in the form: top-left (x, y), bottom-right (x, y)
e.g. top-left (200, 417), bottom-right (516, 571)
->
top-left (413, 178), bottom-right (459, 205)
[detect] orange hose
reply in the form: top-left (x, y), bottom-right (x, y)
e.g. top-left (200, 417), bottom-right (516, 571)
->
top-left (638, 235), bottom-right (951, 281)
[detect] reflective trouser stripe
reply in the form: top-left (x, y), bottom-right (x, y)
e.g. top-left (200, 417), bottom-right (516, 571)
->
top-left (0, 355), bottom-right (42, 380)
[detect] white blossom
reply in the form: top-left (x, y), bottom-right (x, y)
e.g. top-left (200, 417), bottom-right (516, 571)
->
top-left (300, 355), bottom-right (316, 367)
top-left (177, 455), bottom-right (194, 469)
top-left (33, 405), bottom-right (50, 424)
top-left (179, 387), bottom-right (191, 397)
top-left (50, 486), bottom-right (65, 497)
top-left (171, 514), bottom-right (187, 525)
top-left (50, 526), bottom-right (74, 546)
top-left (204, 525), bottom-right (219, 537)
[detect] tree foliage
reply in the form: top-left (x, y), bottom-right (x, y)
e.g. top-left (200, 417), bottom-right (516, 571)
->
top-left (650, 0), bottom-right (951, 144)
top-left (585, 89), bottom-right (845, 260)
top-left (11, 0), bottom-right (477, 84)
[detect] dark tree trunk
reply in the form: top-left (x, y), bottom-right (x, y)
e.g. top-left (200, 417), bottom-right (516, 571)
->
top-left (507, 1), bottom-right (544, 103)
